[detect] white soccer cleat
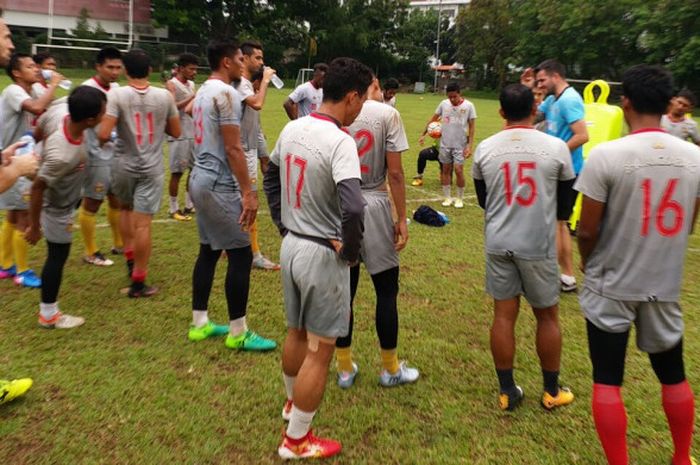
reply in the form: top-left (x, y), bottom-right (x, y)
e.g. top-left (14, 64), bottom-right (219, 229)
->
top-left (441, 197), bottom-right (453, 207)
top-left (454, 198), bottom-right (464, 209)
top-left (379, 361), bottom-right (420, 387)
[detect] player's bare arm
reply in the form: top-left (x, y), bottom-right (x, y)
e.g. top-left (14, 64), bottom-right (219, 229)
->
top-left (167, 80), bottom-right (195, 110)
top-left (419, 114), bottom-right (440, 146)
top-left (221, 124), bottom-right (257, 229)
top-left (22, 72), bottom-right (63, 115)
top-left (165, 114), bottom-right (182, 139)
top-left (283, 98), bottom-right (298, 120)
top-left (465, 118), bottom-right (476, 158)
top-left (520, 67), bottom-right (535, 89)
top-left (567, 119), bottom-right (589, 153)
top-left (97, 115), bottom-right (118, 145)
top-left (386, 151), bottom-right (408, 250)
top-left (577, 195), bottom-right (606, 268)
top-left (25, 177), bottom-right (46, 245)
top-left (245, 67), bottom-right (275, 111)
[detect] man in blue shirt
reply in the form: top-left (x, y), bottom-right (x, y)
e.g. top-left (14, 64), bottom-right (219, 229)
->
top-left (522, 59), bottom-right (589, 292)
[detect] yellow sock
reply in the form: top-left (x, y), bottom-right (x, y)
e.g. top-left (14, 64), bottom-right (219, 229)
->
top-left (0, 219), bottom-right (13, 269)
top-left (250, 219), bottom-right (260, 255)
top-left (79, 207), bottom-right (98, 256)
top-left (381, 349), bottom-right (400, 374)
top-left (336, 347), bottom-right (354, 373)
top-left (107, 205), bottom-right (123, 249)
top-left (13, 227), bottom-right (29, 273)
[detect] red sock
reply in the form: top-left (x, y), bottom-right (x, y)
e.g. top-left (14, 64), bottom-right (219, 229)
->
top-left (131, 268), bottom-right (147, 283)
top-left (662, 381), bottom-right (695, 465)
top-left (592, 384), bottom-right (628, 465)
top-left (124, 248), bottom-right (134, 261)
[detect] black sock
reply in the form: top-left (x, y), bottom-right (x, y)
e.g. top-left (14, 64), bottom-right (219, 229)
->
top-left (126, 259), bottom-right (134, 278)
top-left (542, 370), bottom-right (559, 396)
top-left (496, 369), bottom-right (516, 393)
top-left (131, 280), bottom-right (144, 292)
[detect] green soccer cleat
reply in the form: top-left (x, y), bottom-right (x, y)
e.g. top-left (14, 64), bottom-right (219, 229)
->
top-left (225, 330), bottom-right (277, 352)
top-left (188, 321), bottom-right (229, 342)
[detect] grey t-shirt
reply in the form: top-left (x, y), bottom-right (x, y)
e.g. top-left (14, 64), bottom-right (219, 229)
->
top-left (106, 84), bottom-right (178, 176)
top-left (235, 77), bottom-right (260, 151)
top-left (661, 115), bottom-right (700, 144)
top-left (82, 78), bottom-right (119, 166)
top-left (270, 113), bottom-right (361, 239)
top-left (575, 130), bottom-right (700, 301)
top-left (472, 127), bottom-right (574, 259)
top-left (347, 100), bottom-right (409, 191)
top-left (168, 77), bottom-right (195, 140)
top-left (435, 98), bottom-right (476, 149)
top-left (288, 81), bottom-right (323, 118)
top-left (1, 83), bottom-right (33, 148)
top-left (192, 78), bottom-right (242, 192)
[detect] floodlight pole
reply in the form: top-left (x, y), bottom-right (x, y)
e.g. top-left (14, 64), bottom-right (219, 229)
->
top-left (434, 0), bottom-right (442, 93)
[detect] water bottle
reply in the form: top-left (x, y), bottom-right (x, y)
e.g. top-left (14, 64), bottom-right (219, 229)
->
top-left (41, 69), bottom-right (72, 90)
top-left (16, 134), bottom-right (35, 156)
top-left (264, 67), bottom-right (284, 89)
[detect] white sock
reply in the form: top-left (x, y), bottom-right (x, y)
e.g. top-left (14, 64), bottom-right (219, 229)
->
top-left (169, 196), bottom-right (179, 214)
top-left (229, 316), bottom-right (247, 338)
top-left (192, 310), bottom-right (209, 328)
top-left (185, 191), bottom-right (194, 209)
top-left (253, 251), bottom-right (262, 260)
top-left (39, 302), bottom-right (58, 320)
top-left (286, 405), bottom-right (316, 439)
top-left (457, 187), bottom-right (464, 199)
top-left (283, 373), bottom-right (296, 400)
top-left (560, 274), bottom-right (576, 285)
top-left (442, 185), bottom-right (451, 198)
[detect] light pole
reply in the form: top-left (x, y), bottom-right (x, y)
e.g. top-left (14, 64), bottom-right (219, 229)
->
top-left (433, 0), bottom-right (442, 92)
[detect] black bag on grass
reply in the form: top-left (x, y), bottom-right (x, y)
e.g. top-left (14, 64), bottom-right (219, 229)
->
top-left (412, 205), bottom-right (447, 227)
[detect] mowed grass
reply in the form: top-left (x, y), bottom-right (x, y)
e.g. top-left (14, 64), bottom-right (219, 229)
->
top-left (1, 71), bottom-right (700, 465)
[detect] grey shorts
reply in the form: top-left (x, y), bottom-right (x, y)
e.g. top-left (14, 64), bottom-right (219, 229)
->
top-left (169, 138), bottom-right (194, 174)
top-left (111, 173), bottom-right (164, 215)
top-left (281, 233), bottom-right (351, 338)
top-left (0, 176), bottom-right (31, 210)
top-left (359, 191), bottom-right (399, 275)
top-left (579, 286), bottom-right (683, 353)
top-left (438, 147), bottom-right (465, 165)
top-left (190, 173), bottom-right (249, 251)
top-left (41, 209), bottom-right (74, 244)
top-left (83, 164), bottom-right (111, 201)
top-left (485, 254), bottom-right (559, 309)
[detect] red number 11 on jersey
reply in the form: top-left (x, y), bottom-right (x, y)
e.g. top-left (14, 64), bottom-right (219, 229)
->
top-left (285, 153), bottom-right (307, 209)
top-left (133, 112), bottom-right (154, 146)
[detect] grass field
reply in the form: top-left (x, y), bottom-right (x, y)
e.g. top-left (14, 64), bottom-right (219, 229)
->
top-left (1, 71), bottom-right (700, 465)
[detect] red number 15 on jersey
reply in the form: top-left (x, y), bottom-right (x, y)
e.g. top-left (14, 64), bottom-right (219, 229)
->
top-left (501, 161), bottom-right (537, 207)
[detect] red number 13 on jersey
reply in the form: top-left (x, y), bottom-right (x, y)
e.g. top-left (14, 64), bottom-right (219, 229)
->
top-left (285, 153), bottom-right (307, 209)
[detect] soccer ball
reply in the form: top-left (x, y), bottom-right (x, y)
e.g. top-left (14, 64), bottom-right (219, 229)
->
top-left (427, 122), bottom-right (441, 139)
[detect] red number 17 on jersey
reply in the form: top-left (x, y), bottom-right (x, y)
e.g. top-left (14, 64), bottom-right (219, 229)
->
top-left (285, 153), bottom-right (307, 209)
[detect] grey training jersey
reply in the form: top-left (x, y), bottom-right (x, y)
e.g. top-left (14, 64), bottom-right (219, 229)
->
top-left (347, 100), bottom-right (409, 191)
top-left (235, 77), bottom-right (260, 151)
top-left (168, 77), bottom-right (195, 140)
top-left (435, 98), bottom-right (476, 149)
top-left (192, 78), bottom-right (242, 192)
top-left (106, 85), bottom-right (177, 176)
top-left (288, 81), bottom-right (323, 118)
top-left (82, 78), bottom-right (120, 166)
top-left (661, 115), bottom-right (700, 144)
top-left (270, 113), bottom-right (361, 239)
top-left (472, 127), bottom-right (574, 259)
top-left (575, 130), bottom-right (700, 301)
top-left (1, 83), bottom-right (33, 148)
top-left (36, 105), bottom-right (87, 213)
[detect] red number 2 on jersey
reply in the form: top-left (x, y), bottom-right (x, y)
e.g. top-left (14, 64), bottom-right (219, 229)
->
top-left (285, 153), bottom-right (307, 209)
top-left (353, 129), bottom-right (373, 174)
top-left (133, 112), bottom-right (155, 146)
top-left (640, 178), bottom-right (684, 237)
top-left (501, 161), bottom-right (537, 207)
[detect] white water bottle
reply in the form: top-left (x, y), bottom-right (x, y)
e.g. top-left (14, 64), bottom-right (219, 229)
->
top-left (41, 69), bottom-right (72, 90)
top-left (16, 134), bottom-right (35, 156)
top-left (270, 74), bottom-right (284, 89)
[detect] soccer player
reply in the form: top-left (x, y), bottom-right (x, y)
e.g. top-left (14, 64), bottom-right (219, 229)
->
top-left (410, 140), bottom-right (441, 187)
top-left (98, 49), bottom-right (181, 297)
top-left (264, 57), bottom-right (370, 460)
top-left (472, 83), bottom-right (576, 412)
top-left (166, 52), bottom-right (199, 220)
top-left (236, 41), bottom-right (280, 270)
top-left (26, 86), bottom-right (106, 329)
top-left (382, 77), bottom-right (399, 107)
top-left (662, 89), bottom-right (700, 146)
top-left (335, 76), bottom-right (419, 389)
top-left (418, 82), bottom-right (476, 208)
top-left (0, 53), bottom-right (63, 288)
top-left (577, 65), bottom-right (700, 465)
top-left (186, 39), bottom-right (276, 351)
top-left (521, 59), bottom-right (589, 292)
top-left (282, 62), bottom-right (327, 120)
top-left (79, 47), bottom-right (124, 266)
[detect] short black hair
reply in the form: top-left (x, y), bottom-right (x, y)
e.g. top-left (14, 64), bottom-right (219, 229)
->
top-left (177, 53), bottom-right (199, 67)
top-left (95, 47), bottom-right (122, 65)
top-left (314, 62), bottom-right (328, 73)
top-left (500, 83), bottom-right (534, 121)
top-left (383, 78), bottom-right (399, 90)
top-left (535, 59), bottom-right (566, 79)
top-left (446, 82), bottom-right (461, 93)
top-left (241, 41), bottom-right (262, 57)
top-left (123, 49), bottom-right (151, 79)
top-left (32, 52), bottom-right (53, 66)
top-left (68, 85), bottom-right (106, 122)
top-left (622, 64), bottom-right (674, 115)
top-left (322, 57), bottom-right (373, 103)
top-left (677, 88), bottom-right (697, 107)
top-left (6, 53), bottom-right (31, 81)
top-left (207, 39), bottom-right (240, 71)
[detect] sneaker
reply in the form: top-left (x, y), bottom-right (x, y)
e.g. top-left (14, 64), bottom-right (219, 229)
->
top-left (441, 197), bottom-right (453, 207)
top-left (0, 264), bottom-right (16, 279)
top-left (498, 385), bottom-right (524, 411)
top-left (111, 247), bottom-right (124, 255)
top-left (454, 198), bottom-right (464, 209)
top-left (411, 177), bottom-right (424, 187)
top-left (337, 362), bottom-right (359, 389)
top-left (541, 386), bottom-right (575, 410)
top-left (252, 254), bottom-right (281, 271)
top-left (83, 251), bottom-right (114, 267)
top-left (0, 378), bottom-right (33, 404)
top-left (379, 361), bottom-right (420, 387)
top-left (169, 210), bottom-right (192, 221)
top-left (38, 312), bottom-right (85, 329)
top-left (188, 321), bottom-right (229, 341)
top-left (282, 399), bottom-right (293, 421)
top-left (183, 207), bottom-right (196, 215)
top-left (560, 278), bottom-right (577, 293)
top-left (13, 270), bottom-right (41, 288)
top-left (278, 430), bottom-right (342, 460)
top-left (127, 284), bottom-right (159, 298)
top-left (225, 330), bottom-right (277, 351)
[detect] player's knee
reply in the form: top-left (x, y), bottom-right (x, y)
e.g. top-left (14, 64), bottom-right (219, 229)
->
top-left (649, 339), bottom-right (686, 385)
